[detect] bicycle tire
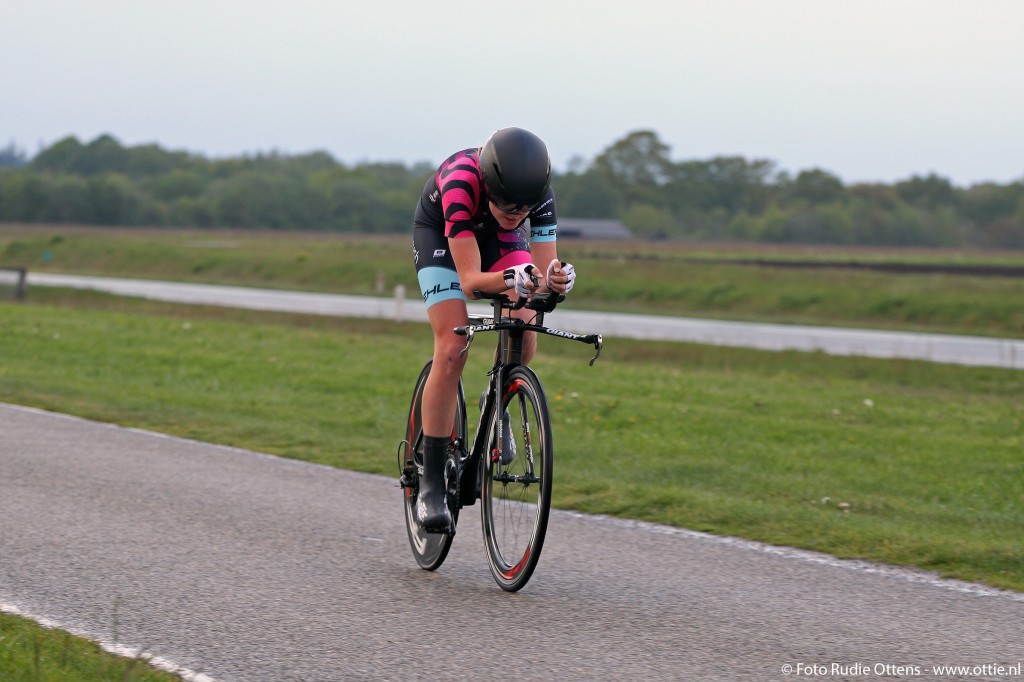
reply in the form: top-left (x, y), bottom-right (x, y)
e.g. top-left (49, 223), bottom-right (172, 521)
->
top-left (402, 360), bottom-right (466, 570)
top-left (480, 366), bottom-right (553, 591)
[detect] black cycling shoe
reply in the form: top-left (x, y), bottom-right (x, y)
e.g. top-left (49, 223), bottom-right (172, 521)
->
top-left (416, 436), bottom-right (453, 533)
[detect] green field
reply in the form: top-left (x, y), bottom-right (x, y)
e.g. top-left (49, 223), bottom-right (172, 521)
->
top-left (1, 227), bottom-right (1022, 677)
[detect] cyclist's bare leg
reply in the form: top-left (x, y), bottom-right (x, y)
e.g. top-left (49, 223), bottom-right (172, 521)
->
top-left (422, 297), bottom-right (470, 438)
top-left (415, 297), bottom-right (469, 531)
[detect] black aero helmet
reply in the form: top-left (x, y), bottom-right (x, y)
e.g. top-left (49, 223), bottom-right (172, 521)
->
top-left (478, 127), bottom-right (551, 208)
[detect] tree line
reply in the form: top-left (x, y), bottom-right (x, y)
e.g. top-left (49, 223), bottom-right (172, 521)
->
top-left (2, 132), bottom-right (1023, 248)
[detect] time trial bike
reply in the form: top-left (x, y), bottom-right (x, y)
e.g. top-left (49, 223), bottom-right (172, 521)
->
top-left (398, 287), bottom-right (602, 591)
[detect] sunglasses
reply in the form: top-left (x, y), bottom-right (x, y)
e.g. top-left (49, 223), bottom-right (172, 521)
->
top-left (489, 198), bottom-right (532, 215)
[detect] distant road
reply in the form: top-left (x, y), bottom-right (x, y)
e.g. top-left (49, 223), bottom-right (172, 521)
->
top-left (27, 272), bottom-right (1024, 369)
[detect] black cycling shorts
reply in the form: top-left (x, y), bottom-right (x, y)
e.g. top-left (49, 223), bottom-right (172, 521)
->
top-left (412, 226), bottom-right (531, 308)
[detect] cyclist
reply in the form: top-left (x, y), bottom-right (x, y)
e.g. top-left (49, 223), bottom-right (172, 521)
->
top-left (411, 127), bottom-right (576, 532)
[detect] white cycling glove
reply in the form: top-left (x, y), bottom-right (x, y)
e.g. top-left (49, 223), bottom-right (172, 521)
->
top-left (504, 263), bottom-right (538, 298)
top-left (546, 259), bottom-right (576, 294)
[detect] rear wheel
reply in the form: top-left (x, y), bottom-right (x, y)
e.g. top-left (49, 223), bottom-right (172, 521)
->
top-left (480, 367), bottom-right (553, 591)
top-left (401, 361), bottom-right (465, 570)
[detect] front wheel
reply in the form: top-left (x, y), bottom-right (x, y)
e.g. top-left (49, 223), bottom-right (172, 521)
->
top-left (480, 366), bottom-right (553, 591)
top-left (401, 361), bottom-right (466, 570)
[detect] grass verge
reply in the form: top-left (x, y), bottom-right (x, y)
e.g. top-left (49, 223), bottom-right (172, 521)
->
top-left (0, 610), bottom-right (183, 682)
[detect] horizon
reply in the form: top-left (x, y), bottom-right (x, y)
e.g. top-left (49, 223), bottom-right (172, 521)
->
top-left (6, 130), bottom-right (1018, 189)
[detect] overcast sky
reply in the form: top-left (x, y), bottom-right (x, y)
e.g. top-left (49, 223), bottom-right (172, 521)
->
top-left (3, 0), bottom-right (1023, 186)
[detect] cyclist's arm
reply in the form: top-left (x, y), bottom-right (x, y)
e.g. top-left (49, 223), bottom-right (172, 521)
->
top-left (531, 241), bottom-right (558, 289)
top-left (450, 236), bottom-right (508, 298)
top-left (528, 190), bottom-right (566, 294)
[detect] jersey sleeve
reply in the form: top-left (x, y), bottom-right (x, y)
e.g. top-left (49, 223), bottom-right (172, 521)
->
top-left (527, 187), bottom-right (558, 242)
top-left (437, 150), bottom-right (484, 239)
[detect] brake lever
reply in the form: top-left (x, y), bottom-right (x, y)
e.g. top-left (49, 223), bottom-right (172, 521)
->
top-left (453, 325), bottom-right (476, 357)
top-left (588, 334), bottom-right (604, 366)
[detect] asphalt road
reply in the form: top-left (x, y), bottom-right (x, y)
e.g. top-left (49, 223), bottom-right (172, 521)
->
top-left (25, 272), bottom-right (1024, 369)
top-left (2, 403), bottom-right (1022, 681)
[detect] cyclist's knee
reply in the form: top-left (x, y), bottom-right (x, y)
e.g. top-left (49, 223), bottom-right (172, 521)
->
top-left (433, 335), bottom-right (468, 373)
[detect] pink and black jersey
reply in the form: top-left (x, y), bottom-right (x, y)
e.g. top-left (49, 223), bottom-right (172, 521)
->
top-left (413, 149), bottom-right (557, 242)
top-left (412, 148), bottom-right (558, 308)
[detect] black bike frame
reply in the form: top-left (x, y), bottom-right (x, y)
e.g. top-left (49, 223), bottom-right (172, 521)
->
top-left (453, 293), bottom-right (602, 507)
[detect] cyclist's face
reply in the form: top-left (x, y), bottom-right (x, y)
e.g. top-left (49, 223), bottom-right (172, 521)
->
top-left (489, 201), bottom-right (530, 230)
